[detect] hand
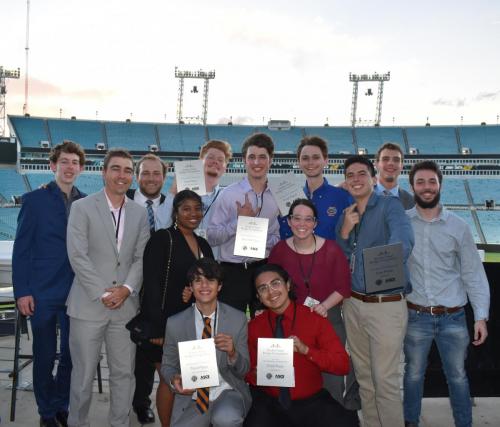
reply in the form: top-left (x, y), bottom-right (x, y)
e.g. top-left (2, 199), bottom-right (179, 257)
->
top-left (236, 193), bottom-right (258, 217)
top-left (214, 333), bottom-right (236, 358)
top-left (149, 337), bottom-right (164, 346)
top-left (472, 319), bottom-right (488, 346)
top-left (290, 335), bottom-right (309, 355)
top-left (182, 286), bottom-right (193, 303)
top-left (102, 286), bottom-right (131, 309)
top-left (340, 203), bottom-right (359, 239)
top-left (17, 295), bottom-right (35, 316)
top-left (171, 374), bottom-right (195, 395)
top-left (312, 303), bottom-right (328, 318)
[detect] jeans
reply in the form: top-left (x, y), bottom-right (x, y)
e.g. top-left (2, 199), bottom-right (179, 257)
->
top-left (403, 308), bottom-right (471, 427)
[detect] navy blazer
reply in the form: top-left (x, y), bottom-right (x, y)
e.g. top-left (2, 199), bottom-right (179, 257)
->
top-left (12, 181), bottom-right (86, 302)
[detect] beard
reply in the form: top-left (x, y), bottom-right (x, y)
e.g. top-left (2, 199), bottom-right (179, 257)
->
top-left (414, 191), bottom-right (440, 209)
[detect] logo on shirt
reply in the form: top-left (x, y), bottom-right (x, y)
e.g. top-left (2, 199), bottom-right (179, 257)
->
top-left (327, 206), bottom-right (337, 217)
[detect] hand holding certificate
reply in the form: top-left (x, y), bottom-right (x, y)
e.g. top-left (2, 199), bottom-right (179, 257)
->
top-left (257, 338), bottom-right (295, 388)
top-left (268, 173), bottom-right (305, 216)
top-left (234, 216), bottom-right (269, 259)
top-left (178, 338), bottom-right (220, 389)
top-left (174, 159), bottom-right (207, 196)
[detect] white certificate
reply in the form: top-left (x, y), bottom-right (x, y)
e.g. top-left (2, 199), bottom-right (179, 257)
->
top-left (174, 159), bottom-right (207, 196)
top-left (257, 338), bottom-right (295, 387)
top-left (233, 216), bottom-right (269, 259)
top-left (268, 173), bottom-right (305, 216)
top-left (178, 338), bottom-right (219, 389)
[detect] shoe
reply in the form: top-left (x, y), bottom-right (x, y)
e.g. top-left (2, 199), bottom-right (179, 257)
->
top-left (40, 417), bottom-right (59, 427)
top-left (56, 411), bottom-right (69, 427)
top-left (134, 406), bottom-right (156, 424)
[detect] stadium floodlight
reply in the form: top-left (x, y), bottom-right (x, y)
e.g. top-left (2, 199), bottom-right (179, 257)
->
top-left (39, 140), bottom-right (50, 149)
top-left (349, 71), bottom-right (390, 127)
top-left (95, 142), bottom-right (106, 151)
top-left (409, 147), bottom-right (419, 155)
top-left (0, 66), bottom-right (21, 137)
top-left (358, 147), bottom-right (368, 155)
top-left (149, 144), bottom-right (159, 152)
top-left (461, 147), bottom-right (471, 155)
top-left (175, 67), bottom-right (215, 125)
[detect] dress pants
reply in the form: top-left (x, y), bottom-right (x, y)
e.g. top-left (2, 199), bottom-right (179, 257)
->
top-left (68, 317), bottom-right (135, 427)
top-left (343, 297), bottom-right (407, 427)
top-left (132, 346), bottom-right (155, 410)
top-left (30, 300), bottom-right (72, 419)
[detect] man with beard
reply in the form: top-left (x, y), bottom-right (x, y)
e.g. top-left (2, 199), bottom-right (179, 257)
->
top-left (404, 161), bottom-right (490, 427)
top-left (374, 142), bottom-right (415, 209)
top-left (127, 153), bottom-right (171, 424)
top-left (279, 136), bottom-right (352, 240)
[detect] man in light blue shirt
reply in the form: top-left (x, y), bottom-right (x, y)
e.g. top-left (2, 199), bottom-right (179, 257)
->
top-left (403, 161), bottom-right (489, 427)
top-left (374, 142), bottom-right (415, 210)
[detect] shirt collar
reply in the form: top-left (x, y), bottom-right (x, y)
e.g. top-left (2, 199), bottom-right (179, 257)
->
top-left (267, 300), bottom-right (294, 321)
top-left (376, 182), bottom-right (399, 197)
top-left (104, 190), bottom-right (127, 210)
top-left (239, 176), bottom-right (270, 194)
top-left (135, 189), bottom-right (161, 207)
top-left (304, 177), bottom-right (328, 197)
top-left (408, 204), bottom-right (447, 223)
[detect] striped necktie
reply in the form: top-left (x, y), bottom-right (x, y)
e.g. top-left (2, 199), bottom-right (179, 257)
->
top-left (195, 316), bottom-right (212, 414)
top-left (145, 199), bottom-right (155, 232)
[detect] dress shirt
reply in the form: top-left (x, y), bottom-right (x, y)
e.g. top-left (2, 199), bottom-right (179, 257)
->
top-left (246, 302), bottom-right (349, 400)
top-left (335, 192), bottom-right (415, 294)
top-left (206, 177), bottom-right (280, 262)
top-left (375, 183), bottom-right (399, 197)
top-left (133, 189), bottom-right (173, 230)
top-left (279, 178), bottom-right (352, 240)
top-left (407, 206), bottom-right (490, 321)
top-left (192, 303), bottom-right (232, 401)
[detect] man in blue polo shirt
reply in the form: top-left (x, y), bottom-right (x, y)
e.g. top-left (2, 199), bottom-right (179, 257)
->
top-left (279, 136), bottom-right (351, 240)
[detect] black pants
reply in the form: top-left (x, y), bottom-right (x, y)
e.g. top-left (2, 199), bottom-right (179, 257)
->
top-left (132, 346), bottom-right (155, 410)
top-left (219, 261), bottom-right (266, 315)
top-left (244, 387), bottom-right (359, 427)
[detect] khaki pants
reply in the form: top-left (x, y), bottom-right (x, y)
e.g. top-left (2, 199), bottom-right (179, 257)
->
top-left (343, 297), bottom-right (408, 427)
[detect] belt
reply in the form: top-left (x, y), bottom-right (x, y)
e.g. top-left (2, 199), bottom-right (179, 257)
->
top-left (351, 290), bottom-right (404, 303)
top-left (220, 258), bottom-right (268, 270)
top-left (407, 302), bottom-right (463, 315)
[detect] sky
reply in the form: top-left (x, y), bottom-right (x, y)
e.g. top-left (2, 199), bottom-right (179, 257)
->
top-left (2, 0), bottom-right (500, 127)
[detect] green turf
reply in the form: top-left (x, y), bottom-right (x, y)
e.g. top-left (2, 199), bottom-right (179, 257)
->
top-left (485, 252), bottom-right (500, 263)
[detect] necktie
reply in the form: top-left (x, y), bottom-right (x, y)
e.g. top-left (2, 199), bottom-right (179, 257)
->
top-left (145, 200), bottom-right (155, 233)
top-left (383, 190), bottom-right (391, 196)
top-left (275, 315), bottom-right (292, 409)
top-left (196, 317), bottom-right (212, 414)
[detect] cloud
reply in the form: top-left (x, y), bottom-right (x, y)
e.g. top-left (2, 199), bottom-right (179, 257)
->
top-left (474, 90), bottom-right (500, 101)
top-left (216, 115), bottom-right (254, 125)
top-left (432, 97), bottom-right (466, 107)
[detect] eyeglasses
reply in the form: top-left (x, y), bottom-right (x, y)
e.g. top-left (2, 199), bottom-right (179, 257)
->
top-left (256, 278), bottom-right (285, 295)
top-left (289, 215), bottom-right (316, 224)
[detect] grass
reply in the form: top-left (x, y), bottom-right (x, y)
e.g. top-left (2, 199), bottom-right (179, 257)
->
top-left (485, 252), bottom-right (500, 263)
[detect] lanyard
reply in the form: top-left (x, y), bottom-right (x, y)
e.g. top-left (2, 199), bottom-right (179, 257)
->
top-left (202, 188), bottom-right (221, 218)
top-left (110, 199), bottom-right (125, 241)
top-left (292, 235), bottom-right (317, 294)
top-left (254, 190), bottom-right (264, 217)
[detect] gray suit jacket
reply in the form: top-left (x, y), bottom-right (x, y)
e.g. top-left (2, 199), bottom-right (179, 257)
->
top-left (398, 187), bottom-right (416, 210)
top-left (66, 190), bottom-right (150, 322)
top-left (161, 302), bottom-right (252, 414)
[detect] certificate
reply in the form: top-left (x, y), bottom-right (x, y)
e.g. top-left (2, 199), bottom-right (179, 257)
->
top-left (268, 173), bottom-right (305, 216)
top-left (363, 242), bottom-right (405, 294)
top-left (257, 338), bottom-right (295, 388)
top-left (233, 216), bottom-right (269, 259)
top-left (174, 159), bottom-right (206, 196)
top-left (178, 338), bottom-right (219, 389)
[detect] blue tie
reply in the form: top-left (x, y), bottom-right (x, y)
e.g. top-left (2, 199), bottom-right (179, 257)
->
top-left (146, 200), bottom-right (155, 232)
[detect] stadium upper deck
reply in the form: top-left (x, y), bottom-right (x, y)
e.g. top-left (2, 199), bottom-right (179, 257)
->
top-left (1, 115), bottom-right (499, 244)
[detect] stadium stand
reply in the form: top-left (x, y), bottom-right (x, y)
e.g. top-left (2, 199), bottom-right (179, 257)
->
top-left (0, 207), bottom-right (20, 240)
top-left (48, 118), bottom-right (104, 150)
top-left (206, 125), bottom-right (258, 150)
top-left (106, 122), bottom-right (157, 151)
top-left (449, 209), bottom-right (482, 243)
top-left (355, 127), bottom-right (406, 154)
top-left (440, 179), bottom-right (469, 205)
top-left (25, 173), bottom-right (54, 191)
top-left (178, 124), bottom-right (207, 152)
top-left (476, 210), bottom-right (500, 244)
top-left (458, 125), bottom-right (500, 154)
top-left (405, 126), bottom-right (458, 154)
top-left (253, 127), bottom-right (304, 153)
top-left (9, 116), bottom-right (48, 147)
top-left (469, 179), bottom-right (500, 205)
top-left (0, 170), bottom-right (27, 203)
top-left (303, 127), bottom-right (355, 154)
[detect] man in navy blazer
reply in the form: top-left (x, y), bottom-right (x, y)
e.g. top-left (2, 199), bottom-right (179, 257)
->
top-left (13, 140), bottom-right (86, 427)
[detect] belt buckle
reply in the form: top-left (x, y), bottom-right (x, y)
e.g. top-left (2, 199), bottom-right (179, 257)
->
top-left (430, 306), bottom-right (437, 315)
top-left (377, 295), bottom-right (383, 303)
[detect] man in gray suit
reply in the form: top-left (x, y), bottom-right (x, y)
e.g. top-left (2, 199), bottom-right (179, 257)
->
top-left (66, 149), bottom-right (150, 427)
top-left (374, 142), bottom-right (415, 209)
top-left (161, 258), bottom-right (251, 427)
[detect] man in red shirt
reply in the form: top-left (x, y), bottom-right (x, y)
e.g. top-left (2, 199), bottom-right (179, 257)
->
top-left (245, 264), bottom-right (353, 427)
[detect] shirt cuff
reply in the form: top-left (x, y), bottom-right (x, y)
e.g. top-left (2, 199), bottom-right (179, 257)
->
top-left (123, 284), bottom-right (135, 296)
